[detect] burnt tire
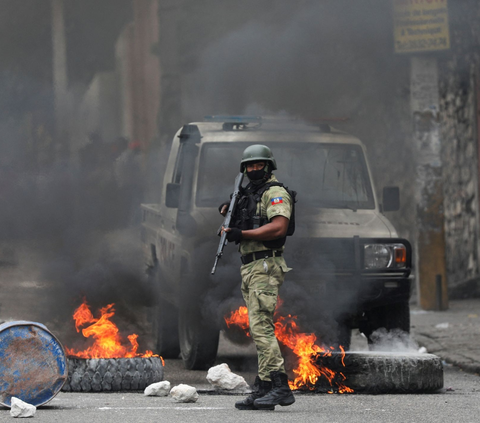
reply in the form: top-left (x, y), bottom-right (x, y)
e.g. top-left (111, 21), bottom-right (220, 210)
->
top-left (179, 304), bottom-right (219, 370)
top-left (364, 301), bottom-right (410, 347)
top-left (61, 357), bottom-right (164, 392)
top-left (152, 300), bottom-right (181, 359)
top-left (315, 351), bottom-right (443, 394)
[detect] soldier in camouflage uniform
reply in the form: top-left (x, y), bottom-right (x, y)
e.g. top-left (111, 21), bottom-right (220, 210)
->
top-left (220, 145), bottom-right (295, 411)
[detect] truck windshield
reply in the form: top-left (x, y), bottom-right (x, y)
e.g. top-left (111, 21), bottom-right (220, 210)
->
top-left (196, 142), bottom-right (375, 209)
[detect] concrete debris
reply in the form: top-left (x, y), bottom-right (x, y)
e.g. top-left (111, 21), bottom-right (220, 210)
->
top-left (144, 381), bottom-right (171, 397)
top-left (170, 384), bottom-right (199, 403)
top-left (10, 397), bottom-right (36, 418)
top-left (206, 363), bottom-right (249, 392)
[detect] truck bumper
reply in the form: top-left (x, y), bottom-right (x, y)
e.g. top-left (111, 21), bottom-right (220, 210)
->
top-left (296, 273), bottom-right (412, 316)
top-left (336, 274), bottom-right (412, 311)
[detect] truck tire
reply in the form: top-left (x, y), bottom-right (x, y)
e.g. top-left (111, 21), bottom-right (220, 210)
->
top-left (147, 261), bottom-right (181, 359)
top-left (152, 300), bottom-right (181, 359)
top-left (315, 351), bottom-right (443, 394)
top-left (364, 301), bottom-right (410, 347)
top-left (62, 357), bottom-right (164, 392)
top-left (178, 304), bottom-right (220, 370)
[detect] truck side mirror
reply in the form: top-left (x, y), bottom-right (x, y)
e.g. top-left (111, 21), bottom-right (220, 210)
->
top-left (383, 186), bottom-right (400, 212)
top-left (166, 183), bottom-right (180, 208)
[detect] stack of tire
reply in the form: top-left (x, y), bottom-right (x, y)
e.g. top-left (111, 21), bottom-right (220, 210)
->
top-left (62, 357), bottom-right (164, 392)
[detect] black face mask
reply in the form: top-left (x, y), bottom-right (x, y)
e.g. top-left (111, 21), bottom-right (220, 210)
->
top-left (246, 168), bottom-right (267, 182)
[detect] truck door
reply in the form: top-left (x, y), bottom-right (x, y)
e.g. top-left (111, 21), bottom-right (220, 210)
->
top-left (159, 125), bottom-right (200, 288)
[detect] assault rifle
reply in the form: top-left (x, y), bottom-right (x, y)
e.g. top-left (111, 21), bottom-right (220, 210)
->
top-left (211, 172), bottom-right (244, 275)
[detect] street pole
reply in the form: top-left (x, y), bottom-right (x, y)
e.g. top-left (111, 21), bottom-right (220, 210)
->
top-left (51, 0), bottom-right (68, 140)
top-left (410, 56), bottom-right (449, 310)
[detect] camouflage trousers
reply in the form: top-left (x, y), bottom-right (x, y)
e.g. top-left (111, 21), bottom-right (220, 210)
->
top-left (240, 256), bottom-right (291, 381)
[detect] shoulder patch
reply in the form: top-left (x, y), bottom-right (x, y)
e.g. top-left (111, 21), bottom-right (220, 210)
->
top-left (271, 197), bottom-right (283, 205)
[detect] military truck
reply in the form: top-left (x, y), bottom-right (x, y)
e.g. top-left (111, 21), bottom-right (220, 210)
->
top-left (141, 116), bottom-right (412, 370)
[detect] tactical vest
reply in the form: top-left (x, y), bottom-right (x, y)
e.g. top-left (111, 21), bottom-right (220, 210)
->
top-left (233, 181), bottom-right (297, 249)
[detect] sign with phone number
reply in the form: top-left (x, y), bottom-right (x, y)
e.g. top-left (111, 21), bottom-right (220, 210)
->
top-left (393, 0), bottom-right (450, 54)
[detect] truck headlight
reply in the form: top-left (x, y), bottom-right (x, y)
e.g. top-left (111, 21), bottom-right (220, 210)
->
top-left (364, 244), bottom-right (407, 269)
top-left (364, 245), bottom-right (391, 269)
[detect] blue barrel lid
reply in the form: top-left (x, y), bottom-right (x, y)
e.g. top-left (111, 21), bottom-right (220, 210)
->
top-left (0, 321), bottom-right (68, 407)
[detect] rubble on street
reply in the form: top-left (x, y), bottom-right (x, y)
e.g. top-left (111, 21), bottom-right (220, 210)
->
top-left (144, 381), bottom-right (171, 397)
top-left (9, 397), bottom-right (36, 418)
top-left (170, 384), bottom-right (199, 403)
top-left (206, 363), bottom-right (250, 392)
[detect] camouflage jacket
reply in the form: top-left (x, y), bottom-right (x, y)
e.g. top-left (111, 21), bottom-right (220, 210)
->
top-left (239, 175), bottom-right (293, 256)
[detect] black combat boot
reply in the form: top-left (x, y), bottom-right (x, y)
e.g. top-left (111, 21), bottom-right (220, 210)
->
top-left (235, 376), bottom-right (274, 410)
top-left (253, 371), bottom-right (295, 409)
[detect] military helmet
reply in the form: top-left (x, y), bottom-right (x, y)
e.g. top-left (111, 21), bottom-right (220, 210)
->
top-left (240, 144), bottom-right (277, 171)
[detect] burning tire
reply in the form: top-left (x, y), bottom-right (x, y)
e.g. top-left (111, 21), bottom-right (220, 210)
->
top-left (62, 357), bottom-right (164, 392)
top-left (314, 351), bottom-right (443, 394)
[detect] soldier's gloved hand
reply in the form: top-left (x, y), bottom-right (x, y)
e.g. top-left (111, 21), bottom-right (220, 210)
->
top-left (218, 201), bottom-right (229, 216)
top-left (226, 228), bottom-right (242, 243)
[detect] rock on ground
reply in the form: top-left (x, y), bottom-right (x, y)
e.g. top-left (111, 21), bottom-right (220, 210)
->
top-left (10, 397), bottom-right (36, 418)
top-left (206, 363), bottom-right (249, 392)
top-left (144, 381), bottom-right (171, 397)
top-left (170, 384), bottom-right (199, 403)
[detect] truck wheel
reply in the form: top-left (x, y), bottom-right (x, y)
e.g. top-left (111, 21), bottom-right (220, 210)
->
top-left (147, 262), bottom-right (181, 359)
top-left (178, 305), bottom-right (219, 370)
top-left (152, 300), bottom-right (180, 359)
top-left (364, 301), bottom-right (410, 347)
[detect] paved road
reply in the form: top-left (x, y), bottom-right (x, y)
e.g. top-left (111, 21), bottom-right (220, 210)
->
top-left (0, 366), bottom-right (478, 423)
top-left (1, 257), bottom-right (480, 422)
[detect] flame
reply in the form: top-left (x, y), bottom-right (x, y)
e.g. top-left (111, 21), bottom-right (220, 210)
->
top-left (65, 300), bottom-right (160, 360)
top-left (224, 299), bottom-right (353, 393)
top-left (224, 306), bottom-right (250, 336)
top-left (224, 299), bottom-right (285, 333)
top-left (72, 302), bottom-right (95, 332)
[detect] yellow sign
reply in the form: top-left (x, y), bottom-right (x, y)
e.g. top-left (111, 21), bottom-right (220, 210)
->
top-left (393, 0), bottom-right (450, 53)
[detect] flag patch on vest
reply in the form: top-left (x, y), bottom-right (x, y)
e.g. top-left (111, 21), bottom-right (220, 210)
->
top-left (271, 197), bottom-right (283, 205)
